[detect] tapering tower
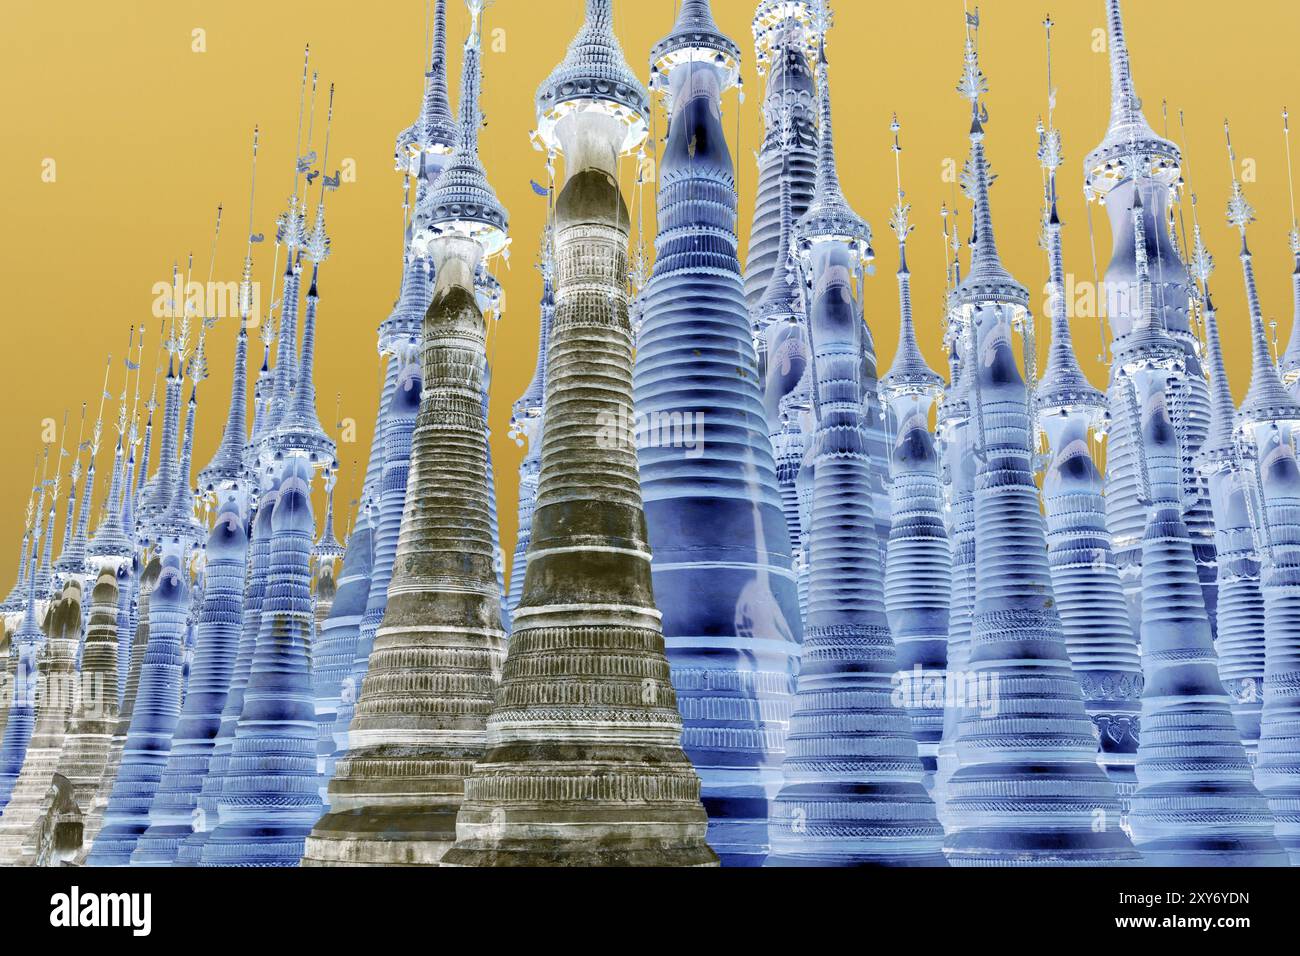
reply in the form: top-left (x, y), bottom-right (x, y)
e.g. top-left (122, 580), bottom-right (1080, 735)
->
top-left (942, 13), bottom-right (1137, 865)
top-left (1279, 109), bottom-right (1300, 393)
top-left (744, 0), bottom-right (818, 308)
top-left (306, 2), bottom-right (510, 865)
top-left (0, 454), bottom-right (51, 813)
top-left (879, 116), bottom-right (950, 789)
top-left (0, 581), bottom-right (82, 863)
top-left (1084, 0), bottom-right (1215, 632)
top-left (1187, 193), bottom-right (1268, 762)
top-left (202, 88), bottom-right (338, 865)
top-left (765, 9), bottom-right (944, 866)
top-left (0, 492), bottom-right (47, 815)
top-left (135, 145), bottom-right (262, 866)
top-left (324, 6), bottom-right (462, 774)
top-left (35, 567), bottom-right (121, 859)
top-left (444, 0), bottom-right (715, 867)
top-left (78, 555), bottom-right (160, 858)
top-left (1224, 124), bottom-right (1300, 865)
top-left (933, 326), bottom-right (976, 829)
top-left (631, 0), bottom-right (801, 867)
top-left (1034, 22), bottom-right (1143, 809)
top-left (1121, 142), bottom-right (1284, 864)
top-left (51, 400), bottom-right (92, 593)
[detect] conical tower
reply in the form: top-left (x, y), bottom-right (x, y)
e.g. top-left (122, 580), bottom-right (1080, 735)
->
top-left (305, 0), bottom-right (509, 866)
top-left (766, 8), bottom-right (944, 866)
top-left (445, 0), bottom-right (715, 867)
top-left (1033, 26), bottom-right (1143, 812)
top-left (1224, 125), bottom-right (1300, 865)
top-left (200, 460), bottom-right (321, 866)
top-left (32, 567), bottom-right (121, 862)
top-left (0, 458), bottom-right (51, 813)
top-left (178, 484), bottom-right (278, 864)
top-left (879, 116), bottom-right (950, 791)
top-left (1119, 145), bottom-right (1285, 864)
top-left (202, 76), bottom-right (337, 865)
top-left (632, 0), bottom-right (800, 867)
top-left (1084, 0), bottom-right (1215, 637)
top-left (942, 13), bottom-right (1137, 865)
top-left (0, 581), bottom-right (82, 863)
top-left (1188, 195), bottom-right (1269, 764)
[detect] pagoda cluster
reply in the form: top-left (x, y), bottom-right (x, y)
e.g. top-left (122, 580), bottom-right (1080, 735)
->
top-left (2, 0), bottom-right (1299, 868)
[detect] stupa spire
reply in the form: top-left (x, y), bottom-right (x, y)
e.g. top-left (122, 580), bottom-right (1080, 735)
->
top-left (419, 0), bottom-right (458, 156)
top-left (1280, 108), bottom-right (1300, 383)
top-left (1225, 120), bottom-right (1300, 423)
top-left (883, 115), bottom-right (941, 394)
top-left (201, 129), bottom-right (260, 495)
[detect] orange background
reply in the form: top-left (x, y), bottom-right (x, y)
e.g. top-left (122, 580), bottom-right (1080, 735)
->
top-left (1, 0), bottom-right (1298, 586)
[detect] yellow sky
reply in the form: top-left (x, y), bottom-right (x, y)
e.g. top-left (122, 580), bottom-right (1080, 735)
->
top-left (1, 0), bottom-right (1297, 586)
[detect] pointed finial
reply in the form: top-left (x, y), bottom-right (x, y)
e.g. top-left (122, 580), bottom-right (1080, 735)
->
top-left (1224, 119), bottom-right (1256, 236)
top-left (888, 113), bottom-right (912, 255)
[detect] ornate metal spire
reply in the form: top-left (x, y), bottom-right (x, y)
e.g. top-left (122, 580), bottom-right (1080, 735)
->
top-left (401, 0), bottom-right (458, 171)
top-left (794, 2), bottom-right (870, 259)
top-left (1279, 108), bottom-right (1300, 382)
top-left (532, 0), bottom-right (650, 156)
top-left (1035, 22), bottom-right (1104, 416)
top-left (650, 0), bottom-right (741, 101)
top-left (421, 2), bottom-right (509, 259)
top-left (1084, 0), bottom-right (1180, 198)
top-left (883, 114), bottom-right (941, 396)
top-left (87, 333), bottom-right (137, 564)
top-left (201, 130), bottom-right (260, 494)
top-left (954, 11), bottom-right (1025, 308)
top-left (1225, 120), bottom-right (1300, 425)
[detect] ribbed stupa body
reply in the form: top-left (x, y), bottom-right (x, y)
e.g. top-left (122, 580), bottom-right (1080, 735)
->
top-left (445, 4), bottom-right (712, 867)
top-left (933, 344), bottom-right (975, 829)
top-left (201, 460), bottom-right (322, 866)
top-left (178, 489), bottom-right (276, 864)
top-left (1127, 366), bottom-right (1286, 865)
top-left (943, 71), bottom-right (1136, 860)
top-left (1197, 302), bottom-right (1266, 761)
top-left (132, 501), bottom-right (248, 865)
top-left (0, 552), bottom-right (47, 813)
top-left (79, 558), bottom-right (157, 858)
top-left (1039, 411), bottom-right (1143, 801)
top-left (1232, 225), bottom-right (1300, 865)
top-left (1086, 0), bottom-right (1214, 633)
top-left (1036, 192), bottom-right (1143, 809)
top-left (945, 302), bottom-right (1136, 863)
top-left (766, 232), bottom-right (945, 867)
top-left (744, 4), bottom-right (817, 309)
top-left (305, 239), bottom-right (507, 865)
top-left (312, 512), bottom-right (372, 783)
top-left (0, 582), bottom-right (80, 864)
top-left (636, 31), bottom-right (801, 864)
top-left (85, 554), bottom-right (188, 865)
top-left (881, 247), bottom-right (949, 789)
top-left (33, 568), bottom-right (120, 860)
top-left (883, 408), bottom-right (950, 776)
top-left (1252, 428), bottom-right (1300, 863)
top-left (332, 357), bottom-right (409, 763)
